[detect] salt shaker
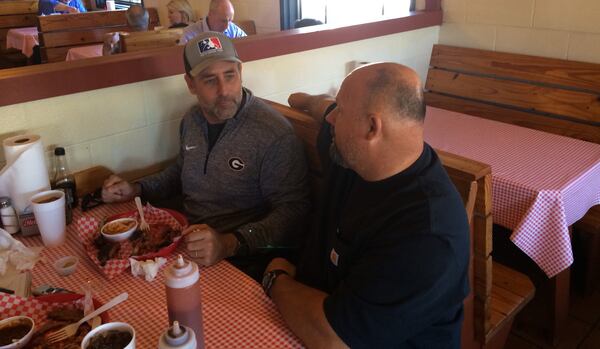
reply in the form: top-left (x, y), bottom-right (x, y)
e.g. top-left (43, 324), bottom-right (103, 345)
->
top-left (158, 321), bottom-right (197, 349)
top-left (0, 197), bottom-right (19, 234)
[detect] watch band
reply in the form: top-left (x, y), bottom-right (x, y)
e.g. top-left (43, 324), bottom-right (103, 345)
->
top-left (262, 269), bottom-right (289, 298)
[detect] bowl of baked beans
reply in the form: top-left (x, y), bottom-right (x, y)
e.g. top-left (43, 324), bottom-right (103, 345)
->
top-left (101, 218), bottom-right (138, 242)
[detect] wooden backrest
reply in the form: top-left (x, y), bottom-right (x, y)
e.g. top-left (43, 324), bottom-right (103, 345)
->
top-left (0, 0), bottom-right (38, 50)
top-left (37, 7), bottom-right (160, 62)
top-left (425, 44), bottom-right (600, 144)
top-left (235, 20), bottom-right (257, 35)
top-left (263, 98), bottom-right (494, 346)
top-left (120, 28), bottom-right (182, 53)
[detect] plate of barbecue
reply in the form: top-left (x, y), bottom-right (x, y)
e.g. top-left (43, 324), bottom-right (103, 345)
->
top-left (76, 204), bottom-right (188, 279)
top-left (0, 292), bottom-right (109, 348)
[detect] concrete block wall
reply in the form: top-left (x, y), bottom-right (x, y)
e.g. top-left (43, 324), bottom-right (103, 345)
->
top-left (0, 27), bottom-right (439, 175)
top-left (439, 0), bottom-right (600, 63)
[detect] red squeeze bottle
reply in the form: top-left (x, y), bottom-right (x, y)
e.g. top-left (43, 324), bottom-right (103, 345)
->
top-left (164, 255), bottom-right (205, 349)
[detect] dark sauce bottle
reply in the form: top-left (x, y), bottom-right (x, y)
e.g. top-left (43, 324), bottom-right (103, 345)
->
top-left (51, 147), bottom-right (77, 224)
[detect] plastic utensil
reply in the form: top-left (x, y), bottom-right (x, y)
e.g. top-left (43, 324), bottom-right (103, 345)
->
top-left (134, 196), bottom-right (150, 233)
top-left (46, 292), bottom-right (128, 343)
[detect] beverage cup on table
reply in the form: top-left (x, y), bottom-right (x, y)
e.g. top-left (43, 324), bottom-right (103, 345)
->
top-left (106, 0), bottom-right (116, 11)
top-left (30, 190), bottom-right (66, 247)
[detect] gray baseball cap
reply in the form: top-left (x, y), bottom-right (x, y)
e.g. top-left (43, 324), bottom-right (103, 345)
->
top-left (184, 31), bottom-right (242, 77)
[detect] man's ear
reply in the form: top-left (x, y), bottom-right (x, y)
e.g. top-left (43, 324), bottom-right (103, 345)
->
top-left (184, 74), bottom-right (195, 94)
top-left (366, 113), bottom-right (383, 141)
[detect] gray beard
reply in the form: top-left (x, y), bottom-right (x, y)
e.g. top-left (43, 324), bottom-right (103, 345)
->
top-left (329, 140), bottom-right (350, 169)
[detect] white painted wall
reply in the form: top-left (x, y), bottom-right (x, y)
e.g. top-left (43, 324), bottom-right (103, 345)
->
top-left (230, 0), bottom-right (280, 33)
top-left (439, 0), bottom-right (600, 63)
top-left (0, 27), bottom-right (439, 174)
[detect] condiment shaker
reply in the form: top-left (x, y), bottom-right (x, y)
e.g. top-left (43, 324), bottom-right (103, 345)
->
top-left (0, 197), bottom-right (19, 234)
top-left (164, 255), bottom-right (205, 349)
top-left (158, 321), bottom-right (197, 349)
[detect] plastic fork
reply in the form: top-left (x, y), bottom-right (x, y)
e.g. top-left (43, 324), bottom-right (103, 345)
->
top-left (134, 196), bottom-right (150, 233)
top-left (46, 292), bottom-right (128, 343)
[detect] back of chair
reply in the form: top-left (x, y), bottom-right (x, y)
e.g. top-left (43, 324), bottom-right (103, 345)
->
top-left (37, 7), bottom-right (160, 62)
top-left (234, 20), bottom-right (256, 35)
top-left (0, 0), bottom-right (38, 50)
top-left (120, 29), bottom-right (181, 53)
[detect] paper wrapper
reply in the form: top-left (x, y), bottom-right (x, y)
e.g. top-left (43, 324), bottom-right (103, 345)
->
top-left (76, 205), bottom-right (185, 279)
top-left (0, 293), bottom-right (98, 327)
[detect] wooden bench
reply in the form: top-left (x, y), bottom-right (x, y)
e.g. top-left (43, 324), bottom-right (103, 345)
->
top-left (263, 99), bottom-right (535, 349)
top-left (0, 0), bottom-right (37, 50)
top-left (37, 7), bottom-right (160, 62)
top-left (425, 44), bottom-right (600, 343)
top-left (120, 28), bottom-right (182, 53)
top-left (234, 20), bottom-right (257, 35)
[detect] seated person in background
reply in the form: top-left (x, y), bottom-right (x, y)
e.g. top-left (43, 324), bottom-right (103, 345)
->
top-left (180, 0), bottom-right (246, 44)
top-left (102, 32), bottom-right (309, 280)
top-left (262, 63), bottom-right (470, 348)
top-left (102, 5), bottom-right (149, 55)
top-left (167, 0), bottom-right (195, 28)
top-left (38, 0), bottom-right (86, 15)
top-left (293, 18), bottom-right (323, 29)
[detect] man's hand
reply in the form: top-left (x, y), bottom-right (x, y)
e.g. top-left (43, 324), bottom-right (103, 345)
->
top-left (265, 257), bottom-right (296, 278)
top-left (183, 224), bottom-right (238, 266)
top-left (101, 175), bottom-right (140, 203)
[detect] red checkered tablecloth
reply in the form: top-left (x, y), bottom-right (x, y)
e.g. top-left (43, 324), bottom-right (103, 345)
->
top-left (14, 202), bottom-right (303, 349)
top-left (424, 107), bottom-right (600, 277)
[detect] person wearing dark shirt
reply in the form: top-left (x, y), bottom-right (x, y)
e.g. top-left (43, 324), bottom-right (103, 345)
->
top-left (38, 0), bottom-right (86, 15)
top-left (262, 63), bottom-right (470, 348)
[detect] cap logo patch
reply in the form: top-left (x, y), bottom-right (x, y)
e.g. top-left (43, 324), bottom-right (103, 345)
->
top-left (198, 37), bottom-right (223, 56)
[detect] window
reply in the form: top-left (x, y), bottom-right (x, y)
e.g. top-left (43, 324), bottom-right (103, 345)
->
top-left (114, 0), bottom-right (144, 10)
top-left (300, 0), bottom-right (413, 26)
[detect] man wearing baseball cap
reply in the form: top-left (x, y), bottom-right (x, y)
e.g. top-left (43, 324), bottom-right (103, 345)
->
top-left (102, 32), bottom-right (309, 279)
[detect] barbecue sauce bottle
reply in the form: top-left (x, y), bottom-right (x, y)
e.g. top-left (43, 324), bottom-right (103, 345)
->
top-left (51, 147), bottom-right (77, 224)
top-left (164, 255), bottom-right (205, 349)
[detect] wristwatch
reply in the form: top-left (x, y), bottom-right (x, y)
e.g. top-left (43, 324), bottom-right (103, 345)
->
top-left (262, 269), bottom-right (289, 298)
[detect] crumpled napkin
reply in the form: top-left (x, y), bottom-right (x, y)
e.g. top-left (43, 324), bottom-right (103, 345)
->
top-left (0, 228), bottom-right (44, 275)
top-left (129, 257), bottom-right (167, 282)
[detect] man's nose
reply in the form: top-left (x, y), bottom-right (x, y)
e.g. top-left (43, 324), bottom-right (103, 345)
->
top-left (216, 79), bottom-right (227, 95)
top-left (325, 111), bottom-right (336, 125)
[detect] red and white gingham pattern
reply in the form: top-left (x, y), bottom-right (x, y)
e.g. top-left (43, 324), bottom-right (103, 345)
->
top-left (76, 204), bottom-right (184, 279)
top-left (17, 203), bottom-right (303, 349)
top-left (0, 294), bottom-right (86, 326)
top-left (425, 107), bottom-right (600, 277)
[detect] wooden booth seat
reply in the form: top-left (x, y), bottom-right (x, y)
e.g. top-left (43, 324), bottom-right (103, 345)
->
top-left (263, 99), bottom-right (534, 349)
top-left (425, 44), bottom-right (600, 296)
top-left (234, 20), bottom-right (257, 35)
top-left (0, 0), bottom-right (37, 50)
top-left (37, 7), bottom-right (160, 62)
top-left (120, 28), bottom-right (182, 53)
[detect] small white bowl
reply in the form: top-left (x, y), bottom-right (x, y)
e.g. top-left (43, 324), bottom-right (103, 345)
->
top-left (0, 316), bottom-right (35, 349)
top-left (53, 255), bottom-right (78, 276)
top-left (101, 218), bottom-right (138, 242)
top-left (82, 322), bottom-right (135, 349)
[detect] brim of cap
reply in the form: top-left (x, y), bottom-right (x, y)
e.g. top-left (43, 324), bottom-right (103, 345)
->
top-left (189, 56), bottom-right (242, 77)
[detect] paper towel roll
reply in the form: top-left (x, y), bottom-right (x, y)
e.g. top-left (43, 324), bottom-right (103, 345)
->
top-left (0, 135), bottom-right (51, 215)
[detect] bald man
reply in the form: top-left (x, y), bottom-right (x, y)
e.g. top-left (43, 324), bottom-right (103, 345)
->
top-left (180, 0), bottom-right (246, 44)
top-left (263, 63), bottom-right (470, 348)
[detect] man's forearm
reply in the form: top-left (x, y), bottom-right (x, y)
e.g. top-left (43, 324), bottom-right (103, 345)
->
top-left (271, 275), bottom-right (348, 349)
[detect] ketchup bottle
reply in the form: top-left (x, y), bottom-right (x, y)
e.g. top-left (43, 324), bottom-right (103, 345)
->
top-left (158, 321), bottom-right (197, 349)
top-left (164, 255), bottom-right (205, 349)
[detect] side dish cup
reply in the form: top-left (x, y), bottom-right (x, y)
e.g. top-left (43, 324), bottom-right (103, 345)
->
top-left (53, 255), bottom-right (79, 276)
top-left (0, 316), bottom-right (35, 349)
top-left (81, 322), bottom-right (135, 349)
top-left (101, 218), bottom-right (138, 242)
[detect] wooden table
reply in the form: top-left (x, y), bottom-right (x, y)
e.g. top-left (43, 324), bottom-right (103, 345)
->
top-left (65, 44), bottom-right (103, 61)
top-left (424, 106), bottom-right (600, 344)
top-left (8, 202), bottom-right (303, 348)
top-left (6, 26), bottom-right (38, 57)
